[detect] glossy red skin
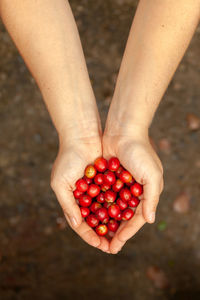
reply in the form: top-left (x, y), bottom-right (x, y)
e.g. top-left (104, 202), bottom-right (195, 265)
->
top-left (103, 202), bottom-right (111, 209)
top-left (86, 214), bottom-right (99, 227)
top-left (101, 183), bottom-right (111, 192)
top-left (119, 170), bottom-right (133, 183)
top-left (112, 179), bottom-right (124, 192)
top-left (126, 178), bottom-right (135, 187)
top-left (116, 198), bottom-right (128, 210)
top-left (95, 224), bottom-right (108, 236)
top-left (130, 183), bottom-right (143, 197)
top-left (83, 176), bottom-right (93, 185)
top-left (73, 189), bottom-right (84, 199)
top-left (79, 195), bottom-right (92, 207)
top-left (102, 216), bottom-right (109, 224)
top-left (97, 192), bottom-right (105, 203)
top-left (122, 208), bottom-right (134, 221)
top-left (107, 219), bottom-right (119, 232)
top-left (119, 188), bottom-right (132, 202)
top-left (84, 165), bottom-right (97, 179)
top-left (108, 204), bottom-right (121, 218)
top-left (108, 157), bottom-right (120, 172)
top-left (128, 197), bottom-right (140, 208)
top-left (103, 171), bottom-right (116, 186)
top-left (75, 178), bottom-right (88, 192)
top-left (115, 212), bottom-right (122, 221)
top-left (94, 157), bottom-right (108, 172)
top-left (80, 207), bottom-right (90, 218)
top-left (90, 202), bottom-right (102, 213)
top-left (87, 184), bottom-right (101, 198)
top-left (96, 207), bottom-right (108, 222)
top-left (115, 166), bottom-right (124, 178)
top-left (105, 190), bottom-right (117, 203)
top-left (94, 173), bottom-right (104, 185)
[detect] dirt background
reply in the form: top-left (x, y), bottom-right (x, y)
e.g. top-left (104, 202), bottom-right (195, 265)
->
top-left (0, 0), bottom-right (200, 299)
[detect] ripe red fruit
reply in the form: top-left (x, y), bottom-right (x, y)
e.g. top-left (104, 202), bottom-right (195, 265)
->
top-left (128, 197), bottom-right (140, 208)
top-left (103, 202), bottom-right (111, 209)
top-left (94, 157), bottom-right (108, 172)
top-left (112, 179), bottom-right (124, 192)
top-left (75, 178), bottom-right (88, 192)
top-left (108, 157), bottom-right (120, 172)
top-left (84, 165), bottom-right (97, 179)
top-left (105, 190), bottom-right (117, 203)
top-left (79, 195), bottom-right (92, 207)
top-left (86, 214), bottom-right (99, 227)
top-left (116, 198), bottom-right (128, 210)
top-left (126, 177), bottom-right (135, 187)
top-left (80, 207), bottom-right (90, 218)
top-left (102, 216), bottom-right (109, 224)
top-left (116, 212), bottom-right (122, 221)
top-left (115, 166), bottom-right (124, 178)
top-left (119, 188), bottom-right (132, 202)
top-left (83, 176), bottom-right (93, 185)
top-left (87, 184), bottom-right (101, 198)
top-left (73, 189), bottom-right (84, 199)
top-left (122, 208), bottom-right (134, 221)
top-left (95, 224), bottom-right (108, 236)
top-left (101, 183), bottom-right (110, 192)
top-left (130, 183), bottom-right (143, 197)
top-left (120, 170), bottom-right (133, 183)
top-left (97, 192), bottom-right (105, 203)
top-left (90, 202), bottom-right (102, 213)
top-left (108, 219), bottom-right (119, 232)
top-left (94, 173), bottom-right (104, 185)
top-left (108, 204), bottom-right (120, 218)
top-left (103, 171), bottom-right (116, 185)
top-left (96, 207), bottom-right (108, 222)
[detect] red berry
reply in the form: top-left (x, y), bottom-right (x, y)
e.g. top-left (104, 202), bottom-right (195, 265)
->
top-left (130, 183), bottom-right (143, 197)
top-left (103, 202), bottom-right (111, 209)
top-left (103, 171), bottom-right (116, 185)
top-left (73, 189), bottom-right (84, 199)
top-left (112, 179), bottom-right (124, 192)
top-left (90, 202), bottom-right (102, 213)
top-left (102, 216), bottom-right (109, 224)
top-left (94, 173), bottom-right (104, 185)
top-left (87, 184), bottom-right (101, 198)
top-left (108, 157), bottom-right (120, 172)
top-left (94, 157), bottom-right (108, 172)
top-left (83, 176), bottom-right (93, 185)
top-left (115, 166), bottom-right (124, 178)
top-left (122, 208), bottom-right (134, 221)
top-left (96, 207), bottom-right (108, 222)
top-left (84, 165), bottom-right (97, 179)
top-left (116, 198), bottom-right (128, 210)
top-left (128, 197), bottom-right (140, 208)
top-left (120, 170), bottom-right (133, 183)
top-left (105, 190), bottom-right (117, 203)
top-left (101, 183), bottom-right (111, 192)
top-left (75, 178), bottom-right (88, 193)
top-left (80, 207), bottom-right (90, 218)
top-left (126, 177), bottom-right (135, 187)
top-left (119, 188), bottom-right (132, 202)
top-left (86, 214), bottom-right (99, 227)
top-left (115, 212), bottom-right (122, 221)
top-left (107, 219), bottom-right (119, 232)
top-left (108, 204), bottom-right (120, 218)
top-left (79, 195), bottom-right (92, 207)
top-left (97, 192), bottom-right (105, 203)
top-left (95, 224), bottom-right (108, 236)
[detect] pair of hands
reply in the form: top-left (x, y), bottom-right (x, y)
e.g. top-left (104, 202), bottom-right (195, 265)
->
top-left (51, 128), bottom-right (164, 254)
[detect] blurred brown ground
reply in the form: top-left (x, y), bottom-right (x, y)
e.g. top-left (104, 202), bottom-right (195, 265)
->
top-left (0, 0), bottom-right (200, 299)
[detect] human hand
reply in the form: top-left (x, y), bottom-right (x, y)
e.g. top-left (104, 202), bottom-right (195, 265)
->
top-left (103, 130), bottom-right (164, 254)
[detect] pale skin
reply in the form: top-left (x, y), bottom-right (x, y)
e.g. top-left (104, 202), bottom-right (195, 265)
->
top-left (0, 0), bottom-right (200, 254)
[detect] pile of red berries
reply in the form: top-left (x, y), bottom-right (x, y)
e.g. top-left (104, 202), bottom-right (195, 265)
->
top-left (73, 157), bottom-right (143, 236)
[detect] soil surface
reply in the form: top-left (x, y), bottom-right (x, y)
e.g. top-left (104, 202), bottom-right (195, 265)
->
top-left (0, 1), bottom-right (200, 299)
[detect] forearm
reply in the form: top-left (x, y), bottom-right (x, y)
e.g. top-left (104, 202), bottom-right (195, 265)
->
top-left (105, 0), bottom-right (200, 136)
top-left (0, 0), bottom-right (100, 141)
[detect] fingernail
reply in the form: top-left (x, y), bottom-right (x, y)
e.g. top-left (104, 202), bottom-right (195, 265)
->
top-left (149, 212), bottom-right (155, 223)
top-left (70, 216), bottom-right (78, 227)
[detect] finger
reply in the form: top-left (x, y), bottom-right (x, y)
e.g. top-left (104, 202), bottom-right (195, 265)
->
top-left (51, 180), bottom-right (82, 228)
top-left (110, 204), bottom-right (146, 254)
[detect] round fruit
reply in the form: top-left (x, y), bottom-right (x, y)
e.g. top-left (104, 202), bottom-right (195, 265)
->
top-left (128, 197), bottom-right (140, 208)
top-left (101, 183), bottom-right (110, 192)
top-left (122, 208), bottom-right (134, 221)
top-left (86, 214), bottom-right (99, 227)
top-left (95, 224), bottom-right (108, 236)
top-left (115, 166), bottom-right (124, 178)
top-left (84, 165), bottom-right (97, 179)
top-left (80, 207), bottom-right (90, 218)
top-left (96, 207), bottom-right (108, 222)
top-left (79, 195), bottom-right (92, 207)
top-left (108, 204), bottom-right (121, 218)
top-left (107, 219), bottom-right (119, 232)
top-left (94, 157), bottom-right (108, 172)
top-left (73, 189), bottom-right (84, 199)
top-left (87, 184), bottom-right (101, 198)
top-left (116, 198), bottom-right (128, 210)
top-left (115, 212), bottom-right (122, 221)
top-left (108, 157), bottom-right (120, 172)
top-left (103, 171), bottom-right (116, 185)
top-left (103, 202), bottom-right (111, 209)
top-left (90, 202), bottom-right (102, 213)
top-left (126, 177), bottom-right (135, 187)
top-left (130, 183), bottom-right (143, 197)
top-left (83, 176), bottom-right (93, 185)
top-left (94, 173), bottom-right (104, 185)
top-left (112, 179), bottom-right (124, 192)
top-left (97, 192), bottom-right (105, 203)
top-left (119, 188), bottom-right (132, 202)
top-left (102, 216), bottom-right (109, 224)
top-left (75, 178), bottom-right (88, 192)
top-left (120, 170), bottom-right (133, 183)
top-left (105, 190), bottom-right (117, 203)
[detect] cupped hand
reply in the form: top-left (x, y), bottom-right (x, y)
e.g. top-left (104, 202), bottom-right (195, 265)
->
top-left (51, 136), bottom-right (110, 253)
top-left (103, 132), bottom-right (164, 254)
